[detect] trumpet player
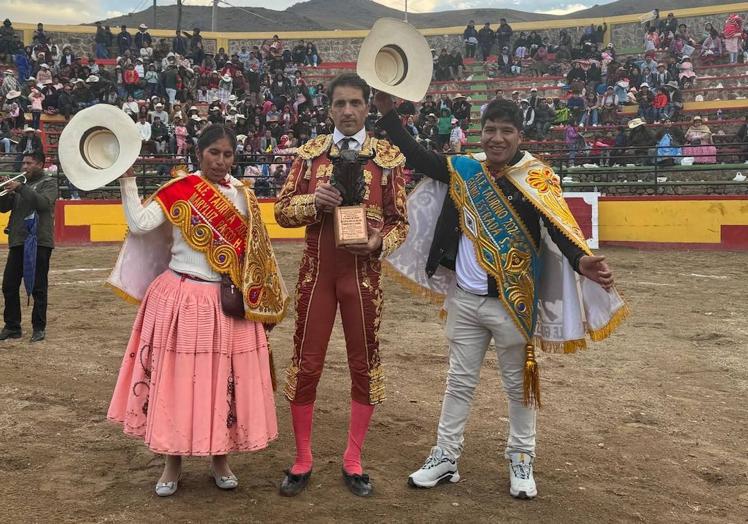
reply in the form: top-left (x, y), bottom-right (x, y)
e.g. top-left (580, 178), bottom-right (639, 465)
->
top-left (0, 150), bottom-right (57, 343)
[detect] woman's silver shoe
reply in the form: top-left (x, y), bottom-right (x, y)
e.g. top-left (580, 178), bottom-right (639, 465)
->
top-left (211, 469), bottom-right (239, 490)
top-left (154, 475), bottom-right (180, 497)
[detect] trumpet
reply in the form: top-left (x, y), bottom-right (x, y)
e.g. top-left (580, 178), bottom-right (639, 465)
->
top-left (0, 173), bottom-right (26, 196)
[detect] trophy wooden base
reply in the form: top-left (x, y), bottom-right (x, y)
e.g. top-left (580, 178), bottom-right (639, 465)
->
top-left (334, 205), bottom-right (369, 248)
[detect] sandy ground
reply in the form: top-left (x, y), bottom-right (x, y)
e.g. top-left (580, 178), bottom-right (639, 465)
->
top-left (0, 243), bottom-right (746, 523)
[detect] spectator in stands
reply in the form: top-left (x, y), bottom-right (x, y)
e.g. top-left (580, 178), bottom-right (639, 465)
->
top-left (497, 18), bottom-right (513, 52)
top-left (0, 20), bottom-right (17, 63)
top-left (172, 30), bottom-right (188, 56)
top-left (94, 22), bottom-right (109, 58)
top-left (57, 83), bottom-right (75, 120)
top-left (723, 14), bottom-right (744, 64)
top-left (552, 98), bottom-right (570, 126)
top-left (650, 62), bottom-right (672, 89)
top-left (185, 28), bottom-right (204, 65)
top-left (497, 46), bottom-right (514, 75)
top-left (122, 63), bottom-right (140, 97)
top-left (564, 120), bottom-right (582, 166)
top-left (463, 20), bottom-right (478, 58)
top-left (135, 113), bottom-right (152, 153)
top-left (0, 119), bottom-right (12, 153)
top-left (520, 99), bottom-right (535, 136)
top-left (117, 25), bottom-right (132, 56)
top-left (566, 90), bottom-right (585, 125)
top-left (684, 115), bottom-right (716, 164)
top-left (448, 118), bottom-right (465, 153)
top-left (626, 118), bottom-right (655, 165)
top-left (1, 70), bottom-right (20, 100)
top-left (135, 24), bottom-right (153, 57)
top-left (600, 86), bottom-right (619, 125)
top-left (452, 94), bottom-right (471, 125)
top-left (654, 117), bottom-right (684, 165)
top-left (610, 125), bottom-right (627, 165)
top-left (17, 126), bottom-right (43, 156)
top-left (437, 107), bottom-right (452, 149)
top-left (636, 83), bottom-right (655, 122)
top-left (435, 48), bottom-right (452, 81)
top-left (582, 91), bottom-right (600, 127)
top-left (534, 98), bottom-right (555, 139)
top-left (678, 56), bottom-right (696, 88)
top-left (651, 87), bottom-right (669, 123)
top-left (700, 29), bottom-right (723, 64)
top-left (28, 87), bottom-right (44, 129)
top-left (478, 23), bottom-right (494, 62)
top-left (450, 49), bottom-right (464, 80)
top-left (304, 42), bottom-right (320, 67)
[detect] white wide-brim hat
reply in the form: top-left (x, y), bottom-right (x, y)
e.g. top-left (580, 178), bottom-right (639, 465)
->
top-left (357, 18), bottom-right (433, 102)
top-left (58, 104), bottom-right (142, 191)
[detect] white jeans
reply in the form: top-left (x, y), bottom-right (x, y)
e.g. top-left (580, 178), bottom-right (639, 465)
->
top-left (436, 287), bottom-right (537, 460)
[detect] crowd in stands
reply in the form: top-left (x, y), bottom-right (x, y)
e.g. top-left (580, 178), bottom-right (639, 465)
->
top-left (0, 11), bottom-right (748, 195)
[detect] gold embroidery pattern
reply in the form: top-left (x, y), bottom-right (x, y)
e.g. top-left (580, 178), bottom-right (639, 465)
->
top-left (363, 169), bottom-right (372, 200)
top-left (281, 194), bottom-right (317, 224)
top-left (167, 200), bottom-right (244, 287)
top-left (366, 204), bottom-right (383, 221)
top-left (242, 187), bottom-right (290, 322)
top-left (368, 364), bottom-right (386, 404)
top-left (283, 363), bottom-right (300, 401)
top-left (380, 168), bottom-right (409, 258)
top-left (316, 163), bottom-right (334, 181)
top-left (372, 138), bottom-right (405, 169)
top-left (297, 134), bottom-right (332, 160)
top-left (512, 165), bottom-right (591, 254)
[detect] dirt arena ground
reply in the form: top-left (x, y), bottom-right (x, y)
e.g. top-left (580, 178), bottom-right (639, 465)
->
top-left (0, 243), bottom-right (746, 523)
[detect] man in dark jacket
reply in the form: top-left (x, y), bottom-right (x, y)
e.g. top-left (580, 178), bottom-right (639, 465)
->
top-left (94, 22), bottom-right (109, 58)
top-left (0, 150), bottom-right (57, 342)
top-left (117, 25), bottom-right (132, 56)
top-left (478, 22), bottom-right (495, 62)
top-left (135, 24), bottom-right (152, 52)
top-left (497, 18), bottom-right (513, 51)
top-left (463, 20), bottom-right (479, 58)
top-left (172, 30), bottom-right (188, 56)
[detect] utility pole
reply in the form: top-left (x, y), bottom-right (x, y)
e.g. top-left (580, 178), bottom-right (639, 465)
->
top-left (404, 0), bottom-right (408, 23)
top-left (176, 0), bottom-right (183, 34)
top-left (152, 0), bottom-right (156, 29)
top-left (212, 0), bottom-right (218, 32)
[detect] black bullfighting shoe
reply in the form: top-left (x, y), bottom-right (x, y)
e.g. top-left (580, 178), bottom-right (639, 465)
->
top-left (342, 468), bottom-right (373, 497)
top-left (279, 469), bottom-right (312, 497)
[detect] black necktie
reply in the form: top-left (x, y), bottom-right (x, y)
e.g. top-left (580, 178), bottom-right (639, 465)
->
top-left (340, 138), bottom-right (353, 150)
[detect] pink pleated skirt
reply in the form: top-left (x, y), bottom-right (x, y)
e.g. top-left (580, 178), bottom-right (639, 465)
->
top-left (107, 270), bottom-right (278, 456)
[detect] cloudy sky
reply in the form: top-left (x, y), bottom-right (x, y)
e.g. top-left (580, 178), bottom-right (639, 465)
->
top-left (4, 0), bottom-right (612, 25)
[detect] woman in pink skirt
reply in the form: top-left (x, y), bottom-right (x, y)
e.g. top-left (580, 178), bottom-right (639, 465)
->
top-left (107, 124), bottom-right (289, 496)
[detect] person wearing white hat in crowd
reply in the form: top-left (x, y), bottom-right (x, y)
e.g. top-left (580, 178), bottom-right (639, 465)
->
top-left (36, 64), bottom-right (52, 86)
top-left (4, 90), bottom-right (24, 129)
top-left (218, 74), bottom-right (233, 106)
top-left (1, 69), bottom-right (20, 99)
top-left (135, 24), bottom-right (152, 57)
top-left (149, 102), bottom-right (169, 125)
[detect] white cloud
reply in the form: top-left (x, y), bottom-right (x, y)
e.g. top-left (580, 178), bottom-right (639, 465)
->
top-left (535, 3), bottom-right (589, 15)
top-left (3, 0), bottom-right (106, 24)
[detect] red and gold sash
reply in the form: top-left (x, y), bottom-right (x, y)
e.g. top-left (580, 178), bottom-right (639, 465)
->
top-left (152, 174), bottom-right (289, 323)
top-left (155, 175), bottom-right (248, 288)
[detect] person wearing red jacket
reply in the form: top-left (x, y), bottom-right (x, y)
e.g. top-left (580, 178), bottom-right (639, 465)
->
top-left (122, 63), bottom-right (140, 97)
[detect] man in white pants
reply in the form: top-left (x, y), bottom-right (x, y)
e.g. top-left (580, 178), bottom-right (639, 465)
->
top-left (375, 94), bottom-right (625, 499)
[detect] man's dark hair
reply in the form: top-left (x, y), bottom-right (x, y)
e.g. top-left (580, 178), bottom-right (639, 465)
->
top-left (196, 124), bottom-right (237, 154)
top-left (326, 73), bottom-right (370, 103)
top-left (480, 99), bottom-right (523, 130)
top-left (23, 150), bottom-right (45, 165)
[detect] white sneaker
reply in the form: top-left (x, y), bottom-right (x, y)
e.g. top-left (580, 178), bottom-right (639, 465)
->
top-left (408, 446), bottom-right (460, 488)
top-left (508, 452), bottom-right (537, 499)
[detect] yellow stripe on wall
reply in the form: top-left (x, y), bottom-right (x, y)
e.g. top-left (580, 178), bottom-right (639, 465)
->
top-left (599, 199), bottom-right (748, 243)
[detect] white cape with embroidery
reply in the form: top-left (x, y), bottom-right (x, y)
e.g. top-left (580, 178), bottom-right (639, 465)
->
top-left (386, 155), bottom-right (628, 353)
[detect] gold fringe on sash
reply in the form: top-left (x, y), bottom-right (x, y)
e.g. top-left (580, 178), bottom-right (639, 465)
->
top-left (523, 343), bottom-right (541, 408)
top-left (588, 304), bottom-right (631, 342)
top-left (106, 282), bottom-right (142, 305)
top-left (381, 261), bottom-right (446, 306)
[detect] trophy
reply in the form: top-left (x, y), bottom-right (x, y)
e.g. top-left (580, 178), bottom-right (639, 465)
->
top-left (330, 149), bottom-right (372, 247)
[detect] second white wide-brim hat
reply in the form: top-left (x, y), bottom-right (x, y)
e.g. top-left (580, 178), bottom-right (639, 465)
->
top-left (357, 18), bottom-right (433, 102)
top-left (58, 104), bottom-right (142, 191)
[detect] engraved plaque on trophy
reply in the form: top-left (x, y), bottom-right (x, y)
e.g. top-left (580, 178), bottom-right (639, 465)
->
top-left (331, 148), bottom-right (371, 247)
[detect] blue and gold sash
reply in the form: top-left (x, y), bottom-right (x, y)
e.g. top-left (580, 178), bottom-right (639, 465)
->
top-left (448, 155), bottom-right (544, 405)
top-left (448, 155), bottom-right (542, 341)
